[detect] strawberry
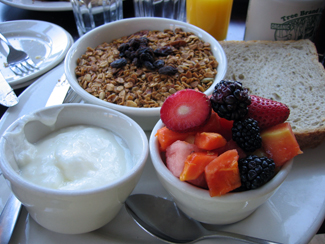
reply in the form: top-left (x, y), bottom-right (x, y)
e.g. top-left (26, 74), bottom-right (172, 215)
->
top-left (160, 89), bottom-right (211, 132)
top-left (247, 95), bottom-right (290, 130)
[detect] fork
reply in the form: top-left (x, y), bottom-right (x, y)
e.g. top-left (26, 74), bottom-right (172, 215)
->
top-left (0, 32), bottom-right (38, 76)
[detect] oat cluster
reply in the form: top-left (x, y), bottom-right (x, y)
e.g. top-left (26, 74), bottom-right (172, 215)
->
top-left (75, 28), bottom-right (219, 108)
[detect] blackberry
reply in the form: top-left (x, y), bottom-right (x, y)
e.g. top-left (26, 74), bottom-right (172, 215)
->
top-left (238, 155), bottom-right (276, 190)
top-left (210, 80), bottom-right (251, 120)
top-left (232, 118), bottom-right (262, 152)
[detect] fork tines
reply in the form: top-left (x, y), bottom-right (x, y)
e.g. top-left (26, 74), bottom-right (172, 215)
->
top-left (10, 58), bottom-right (38, 76)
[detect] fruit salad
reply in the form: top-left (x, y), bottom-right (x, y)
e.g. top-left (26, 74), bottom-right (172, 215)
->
top-left (156, 80), bottom-right (302, 197)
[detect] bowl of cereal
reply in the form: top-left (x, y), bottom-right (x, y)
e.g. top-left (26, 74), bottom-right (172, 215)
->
top-left (0, 104), bottom-right (148, 234)
top-left (64, 17), bottom-right (227, 131)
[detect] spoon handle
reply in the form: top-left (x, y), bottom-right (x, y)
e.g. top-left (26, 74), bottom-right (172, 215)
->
top-left (200, 230), bottom-right (282, 244)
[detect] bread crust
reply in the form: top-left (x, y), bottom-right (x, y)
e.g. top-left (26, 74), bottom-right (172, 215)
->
top-left (220, 39), bottom-right (325, 149)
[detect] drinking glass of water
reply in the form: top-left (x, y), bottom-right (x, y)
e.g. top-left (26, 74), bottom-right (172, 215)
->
top-left (71, 0), bottom-right (123, 36)
top-left (133, 0), bottom-right (186, 22)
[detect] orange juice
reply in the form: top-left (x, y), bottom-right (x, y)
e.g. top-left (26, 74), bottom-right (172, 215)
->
top-left (186, 0), bottom-right (234, 41)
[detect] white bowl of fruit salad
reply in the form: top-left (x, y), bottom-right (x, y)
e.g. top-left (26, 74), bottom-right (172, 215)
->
top-left (149, 81), bottom-right (302, 225)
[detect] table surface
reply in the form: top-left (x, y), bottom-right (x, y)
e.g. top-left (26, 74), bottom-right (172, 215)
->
top-left (0, 0), bottom-right (325, 239)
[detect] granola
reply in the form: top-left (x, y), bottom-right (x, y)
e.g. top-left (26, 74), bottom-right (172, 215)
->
top-left (75, 28), bottom-right (218, 108)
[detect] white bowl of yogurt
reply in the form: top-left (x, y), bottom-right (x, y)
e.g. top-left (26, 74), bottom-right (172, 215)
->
top-left (0, 104), bottom-right (149, 234)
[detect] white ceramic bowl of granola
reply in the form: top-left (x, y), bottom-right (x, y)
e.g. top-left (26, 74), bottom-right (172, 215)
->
top-left (0, 104), bottom-right (148, 234)
top-left (149, 119), bottom-right (293, 225)
top-left (64, 17), bottom-right (227, 131)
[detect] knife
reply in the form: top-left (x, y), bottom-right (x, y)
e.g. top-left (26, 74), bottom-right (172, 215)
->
top-left (0, 73), bottom-right (71, 244)
top-left (0, 72), bottom-right (18, 107)
top-left (46, 73), bottom-right (71, 106)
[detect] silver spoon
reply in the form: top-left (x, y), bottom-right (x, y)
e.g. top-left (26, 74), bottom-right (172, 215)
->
top-left (125, 194), bottom-right (282, 244)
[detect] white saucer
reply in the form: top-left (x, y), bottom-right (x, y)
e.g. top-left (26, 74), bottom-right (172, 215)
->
top-left (0, 20), bottom-right (73, 89)
top-left (0, 0), bottom-right (72, 11)
top-left (1, 64), bottom-right (325, 243)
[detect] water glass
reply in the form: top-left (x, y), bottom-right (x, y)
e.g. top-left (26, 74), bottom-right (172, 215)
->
top-left (186, 0), bottom-right (233, 41)
top-left (71, 0), bottom-right (123, 36)
top-left (133, 0), bottom-right (186, 22)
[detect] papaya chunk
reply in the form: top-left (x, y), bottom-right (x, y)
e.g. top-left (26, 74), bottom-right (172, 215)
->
top-left (156, 126), bottom-right (192, 151)
top-left (194, 132), bottom-right (227, 150)
top-left (216, 114), bottom-right (234, 140)
top-left (261, 122), bottom-right (302, 167)
top-left (195, 112), bottom-right (221, 133)
top-left (180, 151), bottom-right (218, 181)
top-left (205, 149), bottom-right (241, 197)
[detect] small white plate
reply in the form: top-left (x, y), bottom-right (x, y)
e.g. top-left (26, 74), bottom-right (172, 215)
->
top-left (0, 20), bottom-right (73, 89)
top-left (1, 64), bottom-right (325, 244)
top-left (0, 0), bottom-right (72, 11)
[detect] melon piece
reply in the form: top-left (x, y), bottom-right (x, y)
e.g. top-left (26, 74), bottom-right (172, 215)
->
top-left (205, 149), bottom-right (241, 197)
top-left (156, 126), bottom-right (192, 151)
top-left (261, 122), bottom-right (303, 167)
top-left (166, 140), bottom-right (201, 177)
top-left (180, 151), bottom-right (218, 181)
top-left (188, 172), bottom-right (208, 189)
top-left (194, 132), bottom-right (227, 151)
top-left (184, 134), bottom-right (196, 144)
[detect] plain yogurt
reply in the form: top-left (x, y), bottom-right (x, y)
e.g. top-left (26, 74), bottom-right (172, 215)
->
top-left (14, 125), bottom-right (133, 190)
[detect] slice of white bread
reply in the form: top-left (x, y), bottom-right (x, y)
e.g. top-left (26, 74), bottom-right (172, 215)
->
top-left (219, 39), bottom-right (325, 149)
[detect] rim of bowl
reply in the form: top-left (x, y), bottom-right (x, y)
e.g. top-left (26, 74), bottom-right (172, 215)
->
top-left (149, 119), bottom-right (293, 202)
top-left (64, 17), bottom-right (227, 116)
top-left (0, 103), bottom-right (149, 196)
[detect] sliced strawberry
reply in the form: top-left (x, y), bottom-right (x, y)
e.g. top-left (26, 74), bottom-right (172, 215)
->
top-left (160, 89), bottom-right (211, 133)
top-left (247, 95), bottom-right (290, 130)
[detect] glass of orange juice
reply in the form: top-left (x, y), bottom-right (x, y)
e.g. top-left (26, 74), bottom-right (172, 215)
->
top-left (186, 0), bottom-right (234, 41)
